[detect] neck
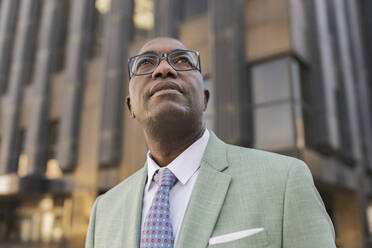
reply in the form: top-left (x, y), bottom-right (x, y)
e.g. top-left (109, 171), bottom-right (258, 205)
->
top-left (144, 124), bottom-right (205, 167)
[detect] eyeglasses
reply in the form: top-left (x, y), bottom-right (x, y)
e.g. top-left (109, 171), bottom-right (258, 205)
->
top-left (128, 49), bottom-right (201, 79)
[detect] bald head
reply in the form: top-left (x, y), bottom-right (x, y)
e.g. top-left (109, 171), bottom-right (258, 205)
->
top-left (138, 37), bottom-right (188, 55)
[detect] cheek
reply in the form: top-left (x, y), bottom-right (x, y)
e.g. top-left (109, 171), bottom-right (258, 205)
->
top-left (128, 88), bottom-right (142, 113)
top-left (129, 80), bottom-right (148, 108)
top-left (189, 86), bottom-right (206, 110)
top-left (133, 93), bottom-right (146, 113)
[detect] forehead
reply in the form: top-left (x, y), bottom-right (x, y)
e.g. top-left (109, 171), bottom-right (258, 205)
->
top-left (138, 38), bottom-right (188, 55)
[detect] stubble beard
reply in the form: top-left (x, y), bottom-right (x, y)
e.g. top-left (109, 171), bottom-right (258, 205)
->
top-left (142, 104), bottom-right (204, 148)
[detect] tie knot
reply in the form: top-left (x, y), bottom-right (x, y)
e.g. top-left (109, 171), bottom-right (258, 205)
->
top-left (154, 168), bottom-right (177, 188)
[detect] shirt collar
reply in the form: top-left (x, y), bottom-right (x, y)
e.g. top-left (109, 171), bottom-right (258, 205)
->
top-left (145, 129), bottom-right (210, 191)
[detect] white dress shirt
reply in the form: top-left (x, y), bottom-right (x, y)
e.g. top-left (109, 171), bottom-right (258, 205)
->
top-left (141, 129), bottom-right (210, 245)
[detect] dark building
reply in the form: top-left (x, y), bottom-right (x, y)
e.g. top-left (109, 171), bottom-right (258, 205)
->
top-left (0, 0), bottom-right (371, 247)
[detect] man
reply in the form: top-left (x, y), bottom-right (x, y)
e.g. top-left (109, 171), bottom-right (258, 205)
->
top-left (85, 37), bottom-right (336, 248)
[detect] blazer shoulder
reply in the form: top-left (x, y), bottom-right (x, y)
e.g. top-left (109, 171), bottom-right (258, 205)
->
top-left (225, 143), bottom-right (307, 174)
top-left (223, 144), bottom-right (311, 203)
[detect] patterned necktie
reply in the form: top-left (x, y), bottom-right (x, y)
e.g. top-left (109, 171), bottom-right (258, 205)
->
top-left (141, 168), bottom-right (178, 248)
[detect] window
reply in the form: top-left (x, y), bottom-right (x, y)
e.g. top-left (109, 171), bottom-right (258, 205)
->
top-left (132, 0), bottom-right (154, 41)
top-left (17, 121), bottom-right (61, 177)
top-left (53, 0), bottom-right (71, 72)
top-left (25, 1), bottom-right (43, 85)
top-left (86, 0), bottom-right (107, 59)
top-left (45, 121), bottom-right (62, 179)
top-left (46, 121), bottom-right (59, 160)
top-left (16, 129), bottom-right (26, 176)
top-left (95, 0), bottom-right (110, 14)
top-left (252, 58), bottom-right (291, 105)
top-left (251, 57), bottom-right (300, 150)
top-left (254, 103), bottom-right (294, 150)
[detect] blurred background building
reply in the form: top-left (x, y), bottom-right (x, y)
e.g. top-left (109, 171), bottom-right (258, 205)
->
top-left (0, 0), bottom-right (371, 247)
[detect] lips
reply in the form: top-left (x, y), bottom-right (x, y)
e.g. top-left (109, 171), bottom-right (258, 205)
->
top-left (149, 81), bottom-right (183, 97)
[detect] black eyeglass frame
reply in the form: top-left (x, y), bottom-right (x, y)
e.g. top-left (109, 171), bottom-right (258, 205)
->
top-left (127, 49), bottom-right (202, 79)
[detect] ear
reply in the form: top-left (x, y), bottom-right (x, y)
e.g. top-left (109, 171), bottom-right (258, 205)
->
top-left (126, 96), bottom-right (135, 118)
top-left (203, 89), bottom-right (210, 111)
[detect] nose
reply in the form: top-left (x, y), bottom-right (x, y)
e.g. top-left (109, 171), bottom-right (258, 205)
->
top-left (151, 59), bottom-right (177, 79)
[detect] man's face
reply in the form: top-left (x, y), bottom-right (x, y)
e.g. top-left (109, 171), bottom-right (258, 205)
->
top-left (126, 38), bottom-right (209, 127)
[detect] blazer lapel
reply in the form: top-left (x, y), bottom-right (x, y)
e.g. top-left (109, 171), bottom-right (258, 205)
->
top-left (177, 131), bottom-right (232, 248)
top-left (120, 164), bottom-right (148, 248)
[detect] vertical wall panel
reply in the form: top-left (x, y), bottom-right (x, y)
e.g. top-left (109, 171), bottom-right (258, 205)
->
top-left (98, 0), bottom-right (132, 167)
top-left (57, 0), bottom-right (93, 171)
top-left (0, 0), bottom-right (40, 174)
top-left (333, 0), bottom-right (362, 162)
top-left (208, 0), bottom-right (250, 145)
top-left (303, 0), bottom-right (341, 153)
top-left (345, 0), bottom-right (372, 170)
top-left (345, 0), bottom-right (372, 243)
top-left (313, 0), bottom-right (341, 151)
top-left (0, 0), bottom-right (19, 94)
top-left (24, 0), bottom-right (64, 175)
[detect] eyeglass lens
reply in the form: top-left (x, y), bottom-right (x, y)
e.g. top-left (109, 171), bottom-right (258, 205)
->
top-left (131, 51), bottom-right (198, 76)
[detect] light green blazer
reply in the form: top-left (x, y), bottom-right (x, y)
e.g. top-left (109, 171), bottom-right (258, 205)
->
top-left (86, 131), bottom-right (336, 248)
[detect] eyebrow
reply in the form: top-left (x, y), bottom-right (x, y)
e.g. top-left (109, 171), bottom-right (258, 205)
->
top-left (137, 50), bottom-right (157, 56)
top-left (137, 49), bottom-right (185, 56)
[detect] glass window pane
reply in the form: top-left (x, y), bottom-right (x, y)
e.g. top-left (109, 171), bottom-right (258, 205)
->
top-left (133, 0), bottom-right (154, 41)
top-left (254, 103), bottom-right (295, 149)
top-left (251, 57), bottom-right (291, 105)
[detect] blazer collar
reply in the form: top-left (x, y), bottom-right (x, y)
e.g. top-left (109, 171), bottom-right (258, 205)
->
top-left (121, 131), bottom-right (231, 248)
top-left (176, 131), bottom-right (232, 248)
top-left (201, 130), bottom-right (229, 172)
top-left (119, 164), bottom-right (148, 248)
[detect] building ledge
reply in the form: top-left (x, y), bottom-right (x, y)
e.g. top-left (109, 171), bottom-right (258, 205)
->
top-left (0, 173), bottom-right (71, 196)
top-left (276, 147), bottom-right (365, 192)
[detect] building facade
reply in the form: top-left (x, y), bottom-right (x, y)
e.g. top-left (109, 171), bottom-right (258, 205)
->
top-left (0, 0), bottom-right (371, 247)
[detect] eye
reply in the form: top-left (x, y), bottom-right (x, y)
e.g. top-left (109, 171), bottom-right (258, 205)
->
top-left (135, 57), bottom-right (157, 73)
top-left (175, 56), bottom-right (191, 64)
top-left (137, 58), bottom-right (154, 68)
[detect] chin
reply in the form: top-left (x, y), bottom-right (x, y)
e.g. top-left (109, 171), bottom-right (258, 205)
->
top-left (145, 104), bottom-right (202, 135)
top-left (149, 103), bottom-right (190, 123)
